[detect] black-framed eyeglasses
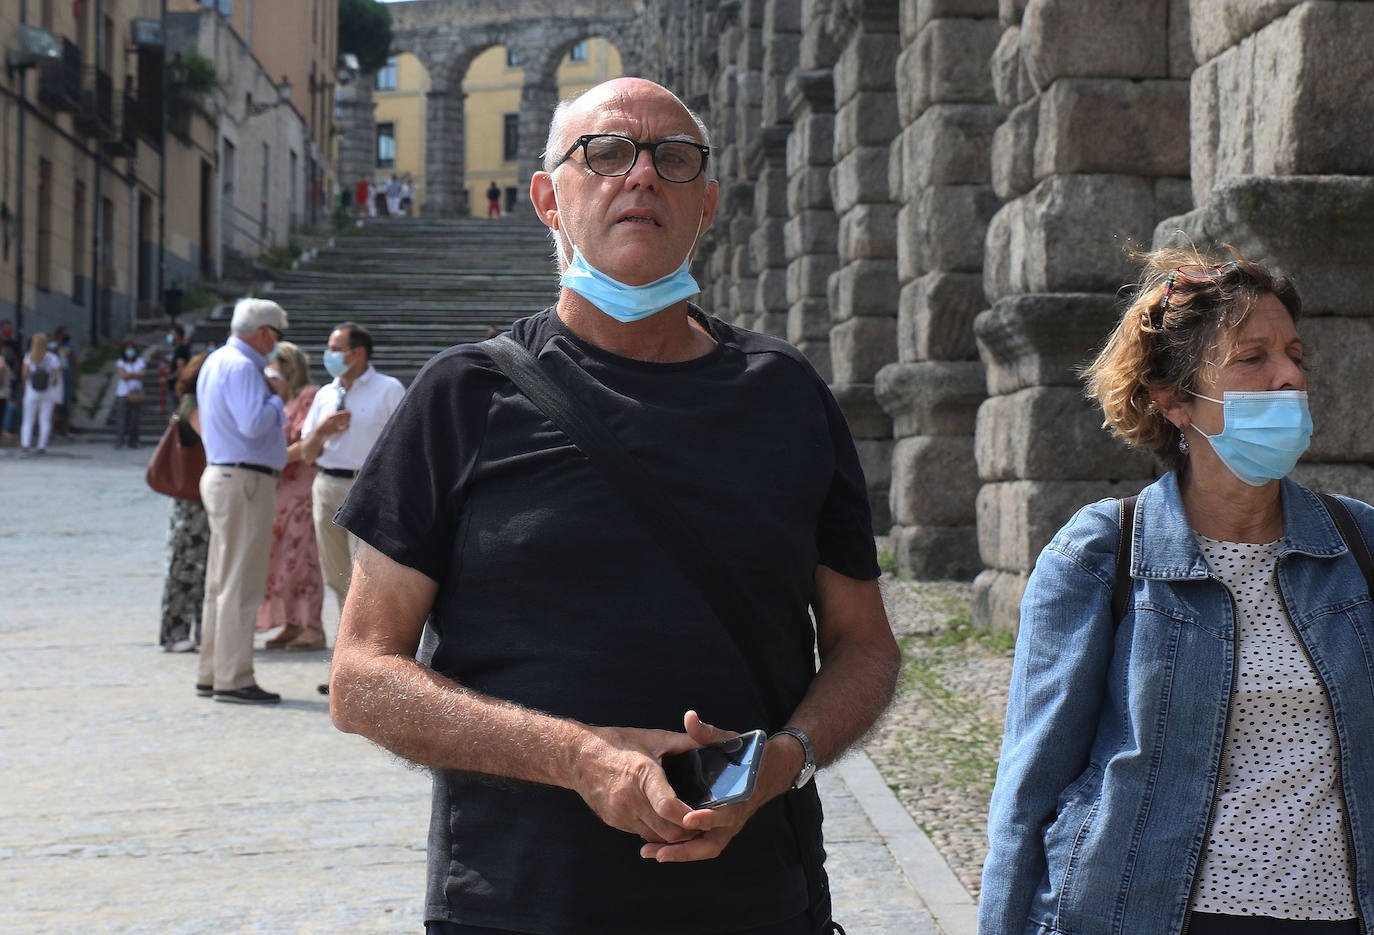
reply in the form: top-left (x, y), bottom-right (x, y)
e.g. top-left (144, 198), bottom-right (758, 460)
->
top-left (558, 134), bottom-right (710, 183)
top-left (265, 325), bottom-right (284, 339)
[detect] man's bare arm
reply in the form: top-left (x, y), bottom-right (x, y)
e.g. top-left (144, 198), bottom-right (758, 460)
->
top-left (644, 565), bottom-right (900, 862)
top-left (329, 543), bottom-right (701, 843)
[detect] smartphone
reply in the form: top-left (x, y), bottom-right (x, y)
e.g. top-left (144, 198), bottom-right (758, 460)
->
top-left (661, 729), bottom-right (766, 810)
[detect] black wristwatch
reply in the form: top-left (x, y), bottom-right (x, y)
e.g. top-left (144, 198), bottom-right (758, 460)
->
top-left (773, 727), bottom-right (816, 790)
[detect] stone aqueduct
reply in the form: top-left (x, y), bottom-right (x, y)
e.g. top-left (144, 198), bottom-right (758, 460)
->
top-left (341, 0), bottom-right (1374, 631)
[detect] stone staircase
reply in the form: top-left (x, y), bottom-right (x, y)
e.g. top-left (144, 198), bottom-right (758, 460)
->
top-left (109, 216), bottom-right (559, 442)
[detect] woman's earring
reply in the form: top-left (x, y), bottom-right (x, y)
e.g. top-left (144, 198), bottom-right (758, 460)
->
top-left (1178, 432), bottom-right (1190, 454)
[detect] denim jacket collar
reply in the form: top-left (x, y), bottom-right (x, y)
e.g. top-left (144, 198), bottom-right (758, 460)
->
top-left (1132, 472), bottom-right (1349, 582)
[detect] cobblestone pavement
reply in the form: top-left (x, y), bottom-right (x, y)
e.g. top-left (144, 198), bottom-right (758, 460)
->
top-left (0, 441), bottom-right (963, 934)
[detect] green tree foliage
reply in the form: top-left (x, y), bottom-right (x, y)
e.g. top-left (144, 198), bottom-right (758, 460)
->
top-left (338, 0), bottom-right (393, 75)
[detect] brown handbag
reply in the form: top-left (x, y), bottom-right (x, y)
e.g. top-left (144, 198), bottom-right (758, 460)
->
top-left (145, 415), bottom-right (206, 501)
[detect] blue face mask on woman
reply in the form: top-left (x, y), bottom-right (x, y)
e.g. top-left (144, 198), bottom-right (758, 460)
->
top-left (1190, 390), bottom-right (1313, 486)
top-left (551, 180), bottom-right (705, 324)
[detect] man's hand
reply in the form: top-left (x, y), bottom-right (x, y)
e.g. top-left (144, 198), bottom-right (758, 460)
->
top-left (638, 711), bottom-right (804, 863)
top-left (315, 409), bottom-right (351, 437)
top-left (569, 724), bottom-right (700, 844)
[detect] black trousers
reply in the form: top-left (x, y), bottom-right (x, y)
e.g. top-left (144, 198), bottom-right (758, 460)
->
top-left (426, 912), bottom-right (813, 935)
top-left (1189, 914), bottom-right (1361, 934)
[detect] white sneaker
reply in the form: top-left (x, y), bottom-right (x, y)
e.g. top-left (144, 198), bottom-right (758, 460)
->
top-left (167, 639), bottom-right (197, 653)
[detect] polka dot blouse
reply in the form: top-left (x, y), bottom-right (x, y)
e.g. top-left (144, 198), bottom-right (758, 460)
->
top-left (1191, 535), bottom-right (1357, 919)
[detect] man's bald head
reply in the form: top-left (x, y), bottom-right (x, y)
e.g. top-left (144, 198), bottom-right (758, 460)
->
top-left (542, 78), bottom-right (712, 176)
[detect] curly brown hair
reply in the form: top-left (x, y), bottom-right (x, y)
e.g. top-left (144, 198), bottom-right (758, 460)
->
top-left (1081, 245), bottom-right (1302, 474)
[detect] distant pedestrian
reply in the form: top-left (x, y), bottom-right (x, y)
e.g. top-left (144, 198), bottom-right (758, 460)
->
top-left (357, 178), bottom-right (375, 218)
top-left (1, 320), bottom-right (21, 438)
top-left (20, 332), bottom-right (63, 454)
top-left (400, 179), bottom-right (414, 215)
top-left (297, 322), bottom-right (403, 619)
top-left (486, 180), bottom-right (501, 218)
top-left (194, 298), bottom-right (291, 704)
top-left (114, 341), bottom-right (147, 449)
top-left (164, 325), bottom-right (192, 409)
top-left (51, 326), bottom-right (76, 437)
top-left (386, 174), bottom-right (403, 216)
top-left (158, 351), bottom-right (211, 652)
top-left (255, 341), bottom-right (327, 650)
top-left (0, 351), bottom-right (10, 442)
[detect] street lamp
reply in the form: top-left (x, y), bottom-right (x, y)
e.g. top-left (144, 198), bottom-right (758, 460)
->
top-left (246, 76), bottom-right (293, 117)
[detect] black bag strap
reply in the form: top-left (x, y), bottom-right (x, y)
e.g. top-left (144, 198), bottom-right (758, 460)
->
top-left (1317, 492), bottom-right (1374, 597)
top-left (1111, 495), bottom-right (1138, 626)
top-left (483, 332), bottom-right (840, 934)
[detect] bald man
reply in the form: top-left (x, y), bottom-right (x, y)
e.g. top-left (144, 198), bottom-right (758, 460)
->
top-left (329, 78), bottom-right (898, 935)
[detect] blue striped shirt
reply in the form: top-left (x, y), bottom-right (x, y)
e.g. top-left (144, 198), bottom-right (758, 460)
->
top-left (195, 336), bottom-right (287, 469)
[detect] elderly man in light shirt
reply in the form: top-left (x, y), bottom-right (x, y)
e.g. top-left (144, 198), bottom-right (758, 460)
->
top-left (297, 322), bottom-right (404, 625)
top-left (195, 298), bottom-right (291, 704)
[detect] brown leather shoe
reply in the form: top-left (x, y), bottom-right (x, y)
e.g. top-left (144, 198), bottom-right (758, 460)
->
top-left (284, 631), bottom-right (327, 651)
top-left (265, 626), bottom-right (302, 649)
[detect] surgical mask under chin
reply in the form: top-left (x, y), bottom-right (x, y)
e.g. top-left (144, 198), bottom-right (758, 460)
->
top-left (1189, 390), bottom-right (1313, 487)
top-left (266, 342), bottom-right (280, 363)
top-left (552, 181), bottom-right (703, 324)
top-left (322, 349), bottom-right (348, 379)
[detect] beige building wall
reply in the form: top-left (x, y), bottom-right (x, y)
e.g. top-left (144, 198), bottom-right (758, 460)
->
top-left (1, 0), bottom-right (174, 344)
top-left (371, 39), bottom-right (622, 217)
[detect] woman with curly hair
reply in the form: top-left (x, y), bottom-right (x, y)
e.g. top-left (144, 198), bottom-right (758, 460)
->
top-left (980, 247), bottom-right (1374, 934)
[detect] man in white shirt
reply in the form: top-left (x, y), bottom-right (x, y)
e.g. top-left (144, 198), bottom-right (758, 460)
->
top-left (195, 298), bottom-right (291, 704)
top-left (298, 322), bottom-right (404, 628)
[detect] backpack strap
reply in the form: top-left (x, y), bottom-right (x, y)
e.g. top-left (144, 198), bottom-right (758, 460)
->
top-left (1316, 492), bottom-right (1374, 598)
top-left (1111, 495), bottom-right (1138, 626)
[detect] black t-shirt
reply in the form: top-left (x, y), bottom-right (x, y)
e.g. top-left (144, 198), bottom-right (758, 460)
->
top-left (167, 343), bottom-right (192, 390)
top-left (337, 306), bottom-right (878, 935)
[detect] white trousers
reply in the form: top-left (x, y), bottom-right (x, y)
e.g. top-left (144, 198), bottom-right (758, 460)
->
top-left (21, 390), bottom-right (56, 450)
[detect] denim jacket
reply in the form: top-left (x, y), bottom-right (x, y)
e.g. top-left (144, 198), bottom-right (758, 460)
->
top-left (979, 472), bottom-right (1374, 935)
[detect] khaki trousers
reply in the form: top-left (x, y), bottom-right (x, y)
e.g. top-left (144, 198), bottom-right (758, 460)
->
top-left (312, 472), bottom-right (358, 613)
top-left (197, 465), bottom-right (278, 690)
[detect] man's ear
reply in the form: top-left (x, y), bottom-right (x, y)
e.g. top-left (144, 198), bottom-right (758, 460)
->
top-left (529, 172), bottom-right (559, 231)
top-left (700, 178), bottom-right (719, 237)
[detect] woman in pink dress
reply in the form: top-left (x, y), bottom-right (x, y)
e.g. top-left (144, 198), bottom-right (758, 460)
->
top-left (255, 342), bottom-right (327, 649)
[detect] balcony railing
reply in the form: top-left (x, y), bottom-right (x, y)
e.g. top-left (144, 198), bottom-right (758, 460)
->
top-left (75, 67), bottom-right (115, 138)
top-left (37, 37), bottom-right (82, 113)
top-left (105, 88), bottom-right (141, 157)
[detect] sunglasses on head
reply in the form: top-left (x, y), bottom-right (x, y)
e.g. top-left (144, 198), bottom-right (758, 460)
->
top-left (1158, 263), bottom-right (1237, 316)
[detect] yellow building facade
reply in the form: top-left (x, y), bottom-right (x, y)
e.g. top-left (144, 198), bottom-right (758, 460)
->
top-left (372, 38), bottom-right (621, 217)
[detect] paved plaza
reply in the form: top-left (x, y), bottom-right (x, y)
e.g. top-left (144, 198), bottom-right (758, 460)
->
top-left (0, 440), bottom-right (973, 934)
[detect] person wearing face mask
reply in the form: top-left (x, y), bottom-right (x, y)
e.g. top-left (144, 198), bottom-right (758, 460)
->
top-left (164, 325), bottom-right (192, 408)
top-left (980, 248), bottom-right (1374, 935)
top-left (113, 341), bottom-right (147, 449)
top-left (294, 322), bottom-right (402, 632)
top-left (326, 79), bottom-right (898, 935)
top-left (192, 298), bottom-right (291, 704)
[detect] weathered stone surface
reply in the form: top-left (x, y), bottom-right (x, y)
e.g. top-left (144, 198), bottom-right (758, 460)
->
top-left (891, 524), bottom-right (982, 579)
top-left (1021, 0), bottom-right (1170, 88)
top-left (1168, 0), bottom-right (1195, 78)
top-left (831, 147), bottom-right (896, 212)
top-left (984, 174), bottom-right (1163, 303)
top-left (787, 167), bottom-right (834, 212)
top-left (752, 160), bottom-right (790, 219)
top-left (1290, 463), bottom-right (1374, 508)
top-left (875, 360), bottom-right (986, 436)
top-left (892, 436), bottom-right (980, 526)
top-left (999, 0), bottom-right (1028, 27)
top-left (833, 31), bottom-right (902, 107)
top-left (1189, 0), bottom-right (1301, 65)
top-left (976, 478), bottom-right (1150, 574)
top-left (899, 272), bottom-right (986, 362)
top-left (857, 438), bottom-right (895, 490)
top-left (1300, 317), bottom-right (1374, 462)
top-left (897, 17), bottom-right (1002, 121)
top-left (751, 218), bottom-right (788, 269)
top-left (905, 0), bottom-right (1000, 42)
top-left (839, 203), bottom-right (900, 260)
top-left (786, 252), bottom-right (840, 301)
top-left (1155, 176), bottom-right (1374, 318)
top-left (1190, 3), bottom-right (1374, 202)
top-left (835, 93), bottom-right (902, 152)
top-left (784, 212), bottom-right (839, 259)
top-left (831, 316), bottom-right (900, 384)
top-left (974, 292), bottom-right (1119, 394)
top-left (1033, 79), bottom-right (1190, 180)
top-left (971, 566), bottom-right (1028, 632)
top-left (787, 114), bottom-right (836, 173)
top-left (990, 97), bottom-right (1038, 201)
top-left (765, 0), bottom-right (804, 35)
top-left (754, 267), bottom-right (790, 314)
top-left (991, 25), bottom-right (1033, 112)
top-left (729, 277), bottom-right (758, 317)
top-left (974, 388), bottom-right (1155, 482)
top-left (913, 185), bottom-right (1001, 275)
top-left (797, 339), bottom-right (833, 383)
top-left (788, 296), bottom-right (832, 344)
top-left (831, 259), bottom-right (901, 320)
top-left (904, 105), bottom-right (1002, 190)
top-left (832, 382), bottom-right (894, 439)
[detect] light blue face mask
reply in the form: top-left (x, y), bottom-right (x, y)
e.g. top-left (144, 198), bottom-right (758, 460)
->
top-left (266, 342), bottom-right (280, 362)
top-left (552, 179), bottom-right (705, 323)
top-left (323, 349), bottom-right (349, 379)
top-left (1190, 390), bottom-right (1313, 487)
